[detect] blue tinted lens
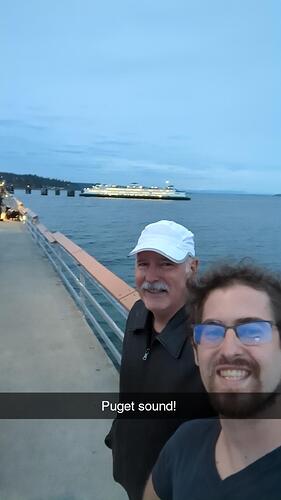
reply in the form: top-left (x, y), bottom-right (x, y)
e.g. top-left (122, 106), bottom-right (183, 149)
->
top-left (236, 321), bottom-right (272, 345)
top-left (194, 324), bottom-right (225, 345)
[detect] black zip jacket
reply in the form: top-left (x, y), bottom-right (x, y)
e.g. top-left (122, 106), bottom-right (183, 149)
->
top-left (105, 300), bottom-right (215, 500)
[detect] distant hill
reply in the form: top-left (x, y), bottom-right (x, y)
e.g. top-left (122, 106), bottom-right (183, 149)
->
top-left (0, 171), bottom-right (92, 190)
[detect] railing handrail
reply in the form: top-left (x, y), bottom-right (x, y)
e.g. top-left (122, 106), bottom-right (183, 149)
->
top-left (51, 231), bottom-right (139, 311)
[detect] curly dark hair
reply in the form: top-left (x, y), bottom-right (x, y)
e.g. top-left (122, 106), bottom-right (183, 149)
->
top-left (189, 262), bottom-right (281, 334)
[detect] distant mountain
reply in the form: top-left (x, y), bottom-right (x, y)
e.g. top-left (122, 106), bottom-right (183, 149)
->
top-left (187, 189), bottom-right (248, 194)
top-left (0, 171), bottom-right (92, 190)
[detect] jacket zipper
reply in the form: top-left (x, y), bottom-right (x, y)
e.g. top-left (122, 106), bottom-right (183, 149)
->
top-left (142, 348), bottom-right (150, 361)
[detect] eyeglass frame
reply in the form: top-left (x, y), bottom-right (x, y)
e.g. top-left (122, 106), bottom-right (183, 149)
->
top-left (193, 320), bottom-right (277, 347)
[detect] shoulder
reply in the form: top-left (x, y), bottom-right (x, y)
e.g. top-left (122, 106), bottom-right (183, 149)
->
top-left (165, 418), bottom-right (219, 451)
top-left (128, 299), bottom-right (146, 316)
top-left (126, 299), bottom-right (148, 330)
top-left (121, 300), bottom-right (149, 354)
top-left (154, 418), bottom-right (219, 473)
top-left (152, 419), bottom-right (219, 499)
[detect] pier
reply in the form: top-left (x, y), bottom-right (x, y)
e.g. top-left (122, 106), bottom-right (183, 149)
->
top-left (0, 212), bottom-right (136, 499)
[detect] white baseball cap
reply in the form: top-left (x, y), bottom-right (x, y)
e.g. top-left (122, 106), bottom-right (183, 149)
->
top-left (129, 220), bottom-right (195, 263)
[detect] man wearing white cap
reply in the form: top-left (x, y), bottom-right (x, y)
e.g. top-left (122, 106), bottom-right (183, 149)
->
top-left (105, 220), bottom-right (214, 500)
top-left (129, 220), bottom-right (197, 335)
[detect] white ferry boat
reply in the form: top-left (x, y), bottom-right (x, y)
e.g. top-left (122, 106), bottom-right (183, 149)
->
top-left (79, 183), bottom-right (191, 200)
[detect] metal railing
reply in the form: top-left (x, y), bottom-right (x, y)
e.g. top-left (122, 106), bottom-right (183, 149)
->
top-left (22, 207), bottom-right (139, 368)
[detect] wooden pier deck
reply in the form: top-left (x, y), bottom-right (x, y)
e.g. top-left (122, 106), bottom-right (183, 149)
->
top-left (0, 221), bottom-right (126, 499)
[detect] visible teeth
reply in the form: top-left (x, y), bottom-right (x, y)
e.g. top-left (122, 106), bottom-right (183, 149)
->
top-left (219, 369), bottom-right (248, 379)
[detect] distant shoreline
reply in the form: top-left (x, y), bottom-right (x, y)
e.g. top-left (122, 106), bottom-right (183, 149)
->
top-left (0, 171), bottom-right (91, 190)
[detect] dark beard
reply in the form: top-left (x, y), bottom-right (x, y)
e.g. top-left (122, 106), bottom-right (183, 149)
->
top-left (209, 391), bottom-right (280, 418)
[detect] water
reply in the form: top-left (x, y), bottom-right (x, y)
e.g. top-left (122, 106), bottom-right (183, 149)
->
top-left (15, 190), bottom-right (281, 286)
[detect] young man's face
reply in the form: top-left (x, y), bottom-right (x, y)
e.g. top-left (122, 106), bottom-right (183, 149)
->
top-left (194, 284), bottom-right (281, 416)
top-left (135, 251), bottom-right (197, 322)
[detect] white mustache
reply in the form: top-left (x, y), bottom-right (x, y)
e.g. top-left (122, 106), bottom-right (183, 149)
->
top-left (140, 281), bottom-right (169, 293)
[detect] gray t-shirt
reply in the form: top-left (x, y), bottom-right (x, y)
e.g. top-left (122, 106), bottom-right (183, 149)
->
top-left (152, 419), bottom-right (281, 500)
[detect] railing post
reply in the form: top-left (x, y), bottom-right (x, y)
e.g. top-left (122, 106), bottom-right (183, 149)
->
top-left (79, 266), bottom-right (85, 306)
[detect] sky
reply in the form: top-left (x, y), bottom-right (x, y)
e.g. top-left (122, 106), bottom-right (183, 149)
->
top-left (0, 0), bottom-right (280, 193)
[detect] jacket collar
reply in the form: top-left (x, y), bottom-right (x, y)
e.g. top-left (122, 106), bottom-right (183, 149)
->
top-left (132, 301), bottom-right (189, 359)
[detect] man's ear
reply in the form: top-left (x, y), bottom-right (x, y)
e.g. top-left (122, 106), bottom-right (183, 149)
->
top-left (192, 343), bottom-right (199, 366)
top-left (190, 258), bottom-right (199, 274)
top-left (185, 258), bottom-right (199, 280)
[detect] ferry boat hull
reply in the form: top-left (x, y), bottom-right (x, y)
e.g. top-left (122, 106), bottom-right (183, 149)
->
top-left (80, 192), bottom-right (190, 200)
top-left (79, 184), bottom-right (191, 200)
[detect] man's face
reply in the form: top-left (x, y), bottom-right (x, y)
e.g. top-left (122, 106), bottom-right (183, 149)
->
top-left (194, 284), bottom-right (281, 417)
top-left (135, 251), bottom-right (197, 321)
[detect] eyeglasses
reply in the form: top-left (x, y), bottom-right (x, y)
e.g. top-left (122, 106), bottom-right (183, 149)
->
top-left (193, 320), bottom-right (274, 347)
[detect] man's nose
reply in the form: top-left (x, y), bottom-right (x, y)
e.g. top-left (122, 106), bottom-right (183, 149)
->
top-left (219, 328), bottom-right (244, 356)
top-left (145, 265), bottom-right (159, 282)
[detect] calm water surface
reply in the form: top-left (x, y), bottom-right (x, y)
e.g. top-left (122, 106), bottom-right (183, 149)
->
top-left (16, 190), bottom-right (281, 286)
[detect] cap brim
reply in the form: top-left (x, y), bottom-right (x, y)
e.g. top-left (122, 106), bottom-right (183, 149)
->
top-left (129, 245), bottom-right (189, 264)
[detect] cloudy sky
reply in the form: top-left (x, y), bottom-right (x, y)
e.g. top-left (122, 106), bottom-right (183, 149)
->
top-left (0, 0), bottom-right (280, 193)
